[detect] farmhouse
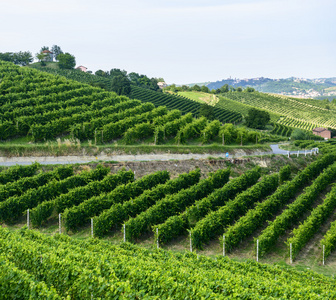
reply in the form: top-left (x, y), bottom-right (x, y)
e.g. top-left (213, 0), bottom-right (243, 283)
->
top-left (312, 127), bottom-right (331, 139)
top-left (41, 50), bottom-right (53, 62)
top-left (76, 65), bottom-right (88, 72)
top-left (157, 82), bottom-right (167, 89)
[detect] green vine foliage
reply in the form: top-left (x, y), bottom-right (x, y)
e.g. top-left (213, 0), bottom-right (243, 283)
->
top-left (124, 168), bottom-right (230, 241)
top-left (0, 225), bottom-right (335, 298)
top-left (93, 169), bottom-right (201, 238)
top-left (63, 170), bottom-right (170, 232)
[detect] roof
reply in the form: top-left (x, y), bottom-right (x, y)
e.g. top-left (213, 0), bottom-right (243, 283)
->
top-left (313, 127), bottom-right (329, 132)
top-left (76, 65), bottom-right (87, 69)
top-left (42, 50), bottom-right (53, 54)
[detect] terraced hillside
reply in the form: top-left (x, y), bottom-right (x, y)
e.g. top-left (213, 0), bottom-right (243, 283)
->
top-left (1, 151), bottom-right (336, 271)
top-left (0, 62), bottom-right (251, 145)
top-left (219, 91), bottom-right (336, 130)
top-left (28, 64), bottom-right (243, 125)
top-left (130, 86), bottom-right (242, 124)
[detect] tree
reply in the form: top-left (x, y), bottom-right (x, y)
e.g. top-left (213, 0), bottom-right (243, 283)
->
top-left (220, 84), bottom-right (229, 93)
top-left (199, 103), bottom-right (214, 120)
top-left (0, 52), bottom-right (13, 62)
top-left (40, 46), bottom-right (49, 52)
top-left (12, 51), bottom-right (33, 66)
top-left (291, 129), bottom-right (307, 140)
top-left (0, 51), bottom-right (32, 66)
top-left (111, 75), bottom-right (131, 95)
top-left (193, 85), bottom-right (201, 92)
top-left (110, 68), bottom-right (127, 78)
top-left (201, 86), bottom-right (210, 93)
top-left (245, 108), bottom-right (270, 129)
top-left (128, 72), bottom-right (140, 83)
top-left (245, 87), bottom-right (255, 92)
top-left (236, 87), bottom-right (243, 92)
top-left (35, 52), bottom-right (46, 66)
top-left (95, 69), bottom-right (109, 77)
top-left (51, 45), bottom-right (63, 61)
top-left (58, 52), bottom-right (76, 69)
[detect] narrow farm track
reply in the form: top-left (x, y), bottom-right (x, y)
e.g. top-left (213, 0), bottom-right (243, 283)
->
top-left (0, 144), bottom-right (319, 166)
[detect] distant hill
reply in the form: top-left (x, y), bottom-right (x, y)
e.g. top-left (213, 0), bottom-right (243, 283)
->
top-left (205, 77), bottom-right (336, 99)
top-left (176, 90), bottom-right (336, 130)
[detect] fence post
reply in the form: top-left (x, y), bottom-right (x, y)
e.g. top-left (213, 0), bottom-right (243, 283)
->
top-left (256, 239), bottom-right (259, 262)
top-left (27, 209), bottom-right (30, 229)
top-left (123, 224), bottom-right (126, 243)
top-left (223, 234), bottom-right (225, 257)
top-left (190, 231), bottom-right (192, 252)
top-left (290, 243), bottom-right (293, 264)
top-left (91, 218), bottom-right (93, 238)
top-left (59, 213), bottom-right (61, 234)
top-left (323, 244), bottom-right (325, 266)
top-left (156, 227), bottom-right (159, 249)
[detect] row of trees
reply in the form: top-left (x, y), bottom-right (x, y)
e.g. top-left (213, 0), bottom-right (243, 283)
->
top-left (0, 51), bottom-right (33, 66)
top-left (95, 69), bottom-right (164, 95)
top-left (36, 45), bottom-right (76, 69)
top-left (0, 45), bottom-right (76, 70)
top-left (164, 83), bottom-right (255, 94)
top-left (94, 68), bottom-right (165, 95)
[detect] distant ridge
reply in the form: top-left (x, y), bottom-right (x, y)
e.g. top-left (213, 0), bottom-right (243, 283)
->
top-left (203, 77), bottom-right (336, 99)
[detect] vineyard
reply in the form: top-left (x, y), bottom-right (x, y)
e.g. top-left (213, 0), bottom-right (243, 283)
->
top-left (221, 91), bottom-right (336, 130)
top-left (1, 227), bottom-right (336, 298)
top-left (1, 156), bottom-right (336, 297)
top-left (0, 61), bottom-right (285, 147)
top-left (0, 153), bottom-right (335, 258)
top-left (130, 86), bottom-right (243, 123)
top-left (28, 64), bottom-right (243, 124)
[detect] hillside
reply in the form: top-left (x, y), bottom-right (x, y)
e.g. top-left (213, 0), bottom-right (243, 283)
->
top-left (1, 61), bottom-right (283, 149)
top-left (206, 77), bottom-right (336, 99)
top-left (2, 226), bottom-right (335, 298)
top-left (171, 90), bottom-right (336, 131)
top-left (1, 151), bottom-right (336, 291)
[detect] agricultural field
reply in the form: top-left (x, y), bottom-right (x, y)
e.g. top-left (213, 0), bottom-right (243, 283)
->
top-left (221, 91), bottom-right (336, 130)
top-left (0, 61), bottom-right (285, 152)
top-left (2, 227), bottom-right (336, 299)
top-left (130, 86), bottom-right (242, 124)
top-left (177, 91), bottom-right (219, 106)
top-left (1, 152), bottom-right (336, 272)
top-left (28, 64), bottom-right (243, 125)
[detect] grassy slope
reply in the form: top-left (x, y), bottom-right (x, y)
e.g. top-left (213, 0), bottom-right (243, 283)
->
top-left (177, 91), bottom-right (219, 106)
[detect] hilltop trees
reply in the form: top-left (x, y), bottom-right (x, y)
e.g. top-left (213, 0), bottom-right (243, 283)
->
top-left (51, 45), bottom-right (63, 61)
top-left (111, 75), bottom-right (131, 95)
top-left (58, 53), bottom-right (76, 69)
top-left (0, 51), bottom-right (33, 66)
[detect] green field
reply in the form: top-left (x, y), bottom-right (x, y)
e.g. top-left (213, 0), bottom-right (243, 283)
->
top-left (177, 91), bottom-right (219, 106)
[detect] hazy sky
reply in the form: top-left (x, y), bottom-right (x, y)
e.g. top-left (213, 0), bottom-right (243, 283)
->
top-left (1, 0), bottom-right (335, 83)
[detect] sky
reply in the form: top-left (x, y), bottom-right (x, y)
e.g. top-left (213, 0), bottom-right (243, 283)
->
top-left (1, 0), bottom-right (335, 84)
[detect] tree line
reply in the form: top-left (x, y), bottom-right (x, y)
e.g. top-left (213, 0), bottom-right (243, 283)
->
top-left (164, 83), bottom-right (255, 94)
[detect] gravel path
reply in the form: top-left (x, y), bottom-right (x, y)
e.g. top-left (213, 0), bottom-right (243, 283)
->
top-left (0, 144), bottom-right (318, 166)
